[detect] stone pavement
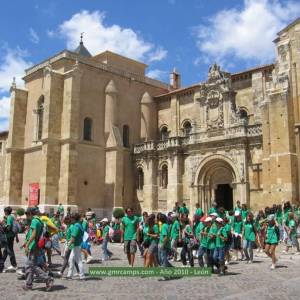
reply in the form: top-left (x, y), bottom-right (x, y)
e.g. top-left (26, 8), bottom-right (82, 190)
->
top-left (1, 235), bottom-right (300, 300)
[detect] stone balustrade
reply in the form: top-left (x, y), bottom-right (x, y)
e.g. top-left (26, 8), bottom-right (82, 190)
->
top-left (133, 124), bottom-right (262, 154)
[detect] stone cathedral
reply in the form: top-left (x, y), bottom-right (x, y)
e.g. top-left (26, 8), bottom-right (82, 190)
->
top-left (0, 19), bottom-right (300, 217)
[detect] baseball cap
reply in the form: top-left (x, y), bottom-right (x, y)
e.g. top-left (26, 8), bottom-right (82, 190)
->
top-left (205, 216), bottom-right (212, 222)
top-left (216, 217), bottom-right (224, 223)
top-left (101, 218), bottom-right (109, 222)
top-left (234, 211), bottom-right (240, 216)
top-left (210, 212), bottom-right (218, 217)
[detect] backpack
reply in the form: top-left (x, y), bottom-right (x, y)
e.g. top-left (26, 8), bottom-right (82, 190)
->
top-left (12, 220), bottom-right (21, 235)
top-left (35, 218), bottom-right (51, 250)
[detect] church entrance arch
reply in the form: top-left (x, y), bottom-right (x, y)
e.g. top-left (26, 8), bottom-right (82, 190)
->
top-left (194, 155), bottom-right (239, 212)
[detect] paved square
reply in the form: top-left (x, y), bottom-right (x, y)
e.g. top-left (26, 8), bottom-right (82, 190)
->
top-left (1, 236), bottom-right (300, 300)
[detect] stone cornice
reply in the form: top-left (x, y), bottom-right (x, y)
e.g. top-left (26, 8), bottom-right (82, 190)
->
top-left (23, 50), bottom-right (168, 90)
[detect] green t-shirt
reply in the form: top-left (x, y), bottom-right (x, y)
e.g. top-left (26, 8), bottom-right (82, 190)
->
top-left (58, 205), bottom-right (64, 214)
top-left (51, 217), bottom-right (61, 229)
top-left (183, 224), bottom-right (193, 243)
top-left (275, 211), bottom-right (283, 225)
top-left (28, 217), bottom-right (43, 251)
top-left (200, 226), bottom-right (209, 248)
top-left (5, 215), bottom-right (15, 238)
top-left (195, 222), bottom-right (204, 240)
top-left (289, 219), bottom-right (297, 238)
top-left (233, 220), bottom-right (243, 234)
top-left (122, 216), bottom-right (139, 241)
top-left (207, 223), bottom-right (218, 250)
top-left (171, 220), bottom-right (180, 240)
top-left (82, 220), bottom-right (88, 232)
top-left (179, 206), bottom-right (189, 215)
top-left (159, 223), bottom-right (170, 248)
top-left (208, 207), bottom-right (218, 215)
top-left (216, 227), bottom-right (228, 248)
top-left (103, 224), bottom-right (110, 239)
top-left (265, 224), bottom-right (279, 244)
top-left (241, 209), bottom-right (248, 221)
top-left (244, 222), bottom-right (256, 242)
top-left (224, 223), bottom-right (232, 235)
top-left (71, 223), bottom-right (84, 248)
top-left (195, 208), bottom-right (203, 216)
top-left (234, 207), bottom-right (242, 213)
top-left (228, 215), bottom-right (235, 225)
top-left (143, 224), bottom-right (159, 243)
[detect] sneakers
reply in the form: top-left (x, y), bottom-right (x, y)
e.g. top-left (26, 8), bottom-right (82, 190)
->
top-left (86, 256), bottom-right (93, 264)
top-left (17, 269), bottom-right (25, 276)
top-left (46, 278), bottom-right (54, 291)
top-left (22, 285), bottom-right (32, 291)
top-left (7, 266), bottom-right (17, 271)
top-left (56, 271), bottom-right (62, 277)
top-left (247, 260), bottom-right (253, 264)
top-left (270, 264), bottom-right (276, 270)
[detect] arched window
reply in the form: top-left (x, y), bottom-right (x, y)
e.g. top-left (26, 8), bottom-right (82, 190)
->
top-left (161, 164), bottom-right (168, 189)
top-left (136, 168), bottom-right (144, 190)
top-left (183, 121), bottom-right (192, 135)
top-left (123, 125), bottom-right (130, 148)
top-left (37, 95), bottom-right (44, 141)
top-left (160, 126), bottom-right (169, 141)
top-left (83, 117), bottom-right (92, 141)
top-left (239, 108), bottom-right (248, 125)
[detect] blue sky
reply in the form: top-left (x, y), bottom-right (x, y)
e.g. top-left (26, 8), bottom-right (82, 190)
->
top-left (0, 0), bottom-right (300, 130)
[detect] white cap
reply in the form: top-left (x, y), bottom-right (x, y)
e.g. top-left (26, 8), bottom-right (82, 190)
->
top-left (205, 217), bottom-right (212, 222)
top-left (216, 217), bottom-right (224, 223)
top-left (101, 218), bottom-right (109, 222)
top-left (234, 211), bottom-right (240, 216)
top-left (171, 213), bottom-right (178, 218)
top-left (210, 212), bottom-right (218, 217)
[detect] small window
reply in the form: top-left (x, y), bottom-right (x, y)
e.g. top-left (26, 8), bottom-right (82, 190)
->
top-left (160, 126), bottom-right (169, 141)
top-left (183, 121), bottom-right (192, 135)
top-left (161, 164), bottom-right (168, 189)
top-left (136, 168), bottom-right (144, 190)
top-left (123, 125), bottom-right (130, 148)
top-left (83, 118), bottom-right (92, 141)
top-left (37, 95), bottom-right (44, 141)
top-left (239, 109), bottom-right (248, 125)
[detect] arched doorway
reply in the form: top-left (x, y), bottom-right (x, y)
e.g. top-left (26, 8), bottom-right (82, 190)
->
top-left (195, 156), bottom-right (239, 212)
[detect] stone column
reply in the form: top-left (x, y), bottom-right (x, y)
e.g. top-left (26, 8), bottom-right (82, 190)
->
top-left (140, 92), bottom-right (157, 141)
top-left (167, 152), bottom-right (183, 211)
top-left (143, 158), bottom-right (158, 211)
top-left (3, 83), bottom-right (28, 205)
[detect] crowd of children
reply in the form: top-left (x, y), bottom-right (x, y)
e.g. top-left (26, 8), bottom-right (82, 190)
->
top-left (0, 200), bottom-right (300, 291)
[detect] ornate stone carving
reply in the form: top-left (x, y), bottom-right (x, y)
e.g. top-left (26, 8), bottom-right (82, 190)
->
top-left (206, 90), bottom-right (223, 129)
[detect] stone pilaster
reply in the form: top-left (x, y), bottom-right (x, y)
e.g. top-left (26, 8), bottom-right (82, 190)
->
top-left (58, 63), bottom-right (82, 205)
top-left (167, 152), bottom-right (183, 211)
top-left (39, 65), bottom-right (63, 205)
top-left (3, 85), bottom-right (28, 205)
top-left (143, 158), bottom-right (158, 211)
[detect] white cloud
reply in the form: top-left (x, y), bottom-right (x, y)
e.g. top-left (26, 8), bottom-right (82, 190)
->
top-left (29, 28), bottom-right (39, 44)
top-left (148, 47), bottom-right (167, 62)
top-left (0, 95), bottom-right (10, 131)
top-left (146, 69), bottom-right (168, 80)
top-left (0, 47), bottom-right (32, 93)
top-left (194, 0), bottom-right (300, 64)
top-left (54, 10), bottom-right (167, 63)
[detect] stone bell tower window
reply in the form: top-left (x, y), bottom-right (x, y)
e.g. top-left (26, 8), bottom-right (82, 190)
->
top-left (83, 117), bottom-right (93, 141)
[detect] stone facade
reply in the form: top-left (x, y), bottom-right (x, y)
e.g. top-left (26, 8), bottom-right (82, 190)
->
top-left (0, 19), bottom-right (300, 217)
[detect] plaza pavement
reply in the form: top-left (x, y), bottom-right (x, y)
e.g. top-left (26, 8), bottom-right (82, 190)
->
top-left (1, 235), bottom-right (300, 300)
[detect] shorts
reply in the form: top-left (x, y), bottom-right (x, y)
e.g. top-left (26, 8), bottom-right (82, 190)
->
top-left (148, 241), bottom-right (158, 255)
top-left (233, 236), bottom-right (242, 250)
top-left (265, 243), bottom-right (278, 246)
top-left (124, 240), bottom-right (137, 254)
